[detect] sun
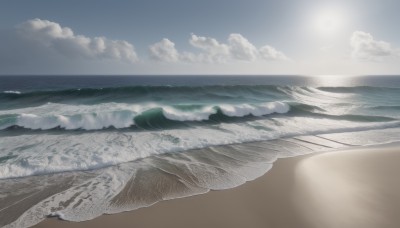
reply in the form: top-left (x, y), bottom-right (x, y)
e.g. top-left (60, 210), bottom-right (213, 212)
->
top-left (320, 17), bottom-right (335, 31)
top-left (313, 8), bottom-right (345, 34)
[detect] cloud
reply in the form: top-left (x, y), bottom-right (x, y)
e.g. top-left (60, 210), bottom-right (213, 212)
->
top-left (0, 18), bottom-right (290, 74)
top-left (350, 31), bottom-right (395, 61)
top-left (227, 33), bottom-right (259, 61)
top-left (188, 34), bottom-right (230, 63)
top-left (149, 33), bottom-right (288, 63)
top-left (148, 38), bottom-right (179, 62)
top-left (259, 45), bottom-right (288, 61)
top-left (189, 34), bottom-right (229, 54)
top-left (16, 19), bottom-right (138, 63)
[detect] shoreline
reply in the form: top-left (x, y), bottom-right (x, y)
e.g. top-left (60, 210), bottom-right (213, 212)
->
top-left (35, 142), bottom-right (400, 228)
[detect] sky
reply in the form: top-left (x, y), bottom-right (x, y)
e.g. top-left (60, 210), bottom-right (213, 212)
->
top-left (0, 0), bottom-right (399, 75)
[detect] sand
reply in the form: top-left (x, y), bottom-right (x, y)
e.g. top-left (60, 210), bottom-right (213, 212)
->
top-left (35, 142), bottom-right (400, 228)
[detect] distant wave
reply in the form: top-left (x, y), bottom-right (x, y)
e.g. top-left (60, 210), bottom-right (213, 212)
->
top-left (0, 85), bottom-right (282, 105)
top-left (369, 105), bottom-right (400, 110)
top-left (2, 85), bottom-right (399, 111)
top-left (317, 86), bottom-right (400, 93)
top-left (2, 84), bottom-right (398, 97)
top-left (2, 90), bottom-right (21, 94)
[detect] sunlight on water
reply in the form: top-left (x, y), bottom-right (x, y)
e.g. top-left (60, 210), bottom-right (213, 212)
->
top-left (311, 75), bottom-right (358, 87)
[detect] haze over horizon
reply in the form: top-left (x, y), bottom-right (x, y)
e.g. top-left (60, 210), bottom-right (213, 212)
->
top-left (0, 0), bottom-right (399, 75)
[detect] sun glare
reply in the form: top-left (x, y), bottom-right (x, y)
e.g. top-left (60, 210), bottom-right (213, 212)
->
top-left (313, 8), bottom-right (345, 34)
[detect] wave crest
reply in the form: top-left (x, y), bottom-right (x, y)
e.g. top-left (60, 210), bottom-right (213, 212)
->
top-left (16, 111), bottom-right (135, 130)
top-left (220, 101), bottom-right (289, 117)
top-left (3, 90), bottom-right (21, 94)
top-left (0, 101), bottom-right (290, 130)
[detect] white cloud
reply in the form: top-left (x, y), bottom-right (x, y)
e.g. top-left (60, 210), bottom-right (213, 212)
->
top-left (149, 33), bottom-right (288, 63)
top-left (350, 31), bottom-right (395, 61)
top-left (227, 33), bottom-right (258, 61)
top-left (148, 38), bottom-right (179, 62)
top-left (188, 34), bottom-right (230, 63)
top-left (259, 45), bottom-right (288, 61)
top-left (16, 18), bottom-right (138, 63)
top-left (189, 34), bottom-right (229, 54)
top-left (0, 18), bottom-right (291, 74)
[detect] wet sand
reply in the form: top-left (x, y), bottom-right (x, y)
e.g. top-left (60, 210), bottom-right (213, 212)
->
top-left (35, 142), bottom-right (400, 228)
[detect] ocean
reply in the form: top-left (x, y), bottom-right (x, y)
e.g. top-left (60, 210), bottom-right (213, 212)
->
top-left (1, 75), bottom-right (400, 226)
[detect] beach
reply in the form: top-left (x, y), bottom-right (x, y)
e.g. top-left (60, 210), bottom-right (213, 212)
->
top-left (34, 142), bottom-right (400, 228)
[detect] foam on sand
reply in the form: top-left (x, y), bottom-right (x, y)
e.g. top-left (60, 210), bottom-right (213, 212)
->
top-left (1, 128), bottom-right (400, 228)
top-left (30, 142), bottom-right (400, 228)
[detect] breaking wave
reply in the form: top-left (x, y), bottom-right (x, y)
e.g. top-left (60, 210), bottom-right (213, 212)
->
top-left (0, 102), bottom-right (290, 130)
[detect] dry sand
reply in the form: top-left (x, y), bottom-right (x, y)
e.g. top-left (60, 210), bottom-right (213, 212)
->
top-left (35, 143), bottom-right (400, 228)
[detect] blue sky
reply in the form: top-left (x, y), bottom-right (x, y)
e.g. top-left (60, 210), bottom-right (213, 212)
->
top-left (0, 0), bottom-right (399, 75)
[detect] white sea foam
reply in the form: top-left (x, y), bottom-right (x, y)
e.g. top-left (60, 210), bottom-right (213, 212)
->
top-left (0, 116), bottom-right (398, 180)
top-left (162, 106), bottom-right (217, 121)
top-left (3, 90), bottom-right (21, 94)
top-left (219, 101), bottom-right (289, 117)
top-left (16, 111), bottom-right (135, 130)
